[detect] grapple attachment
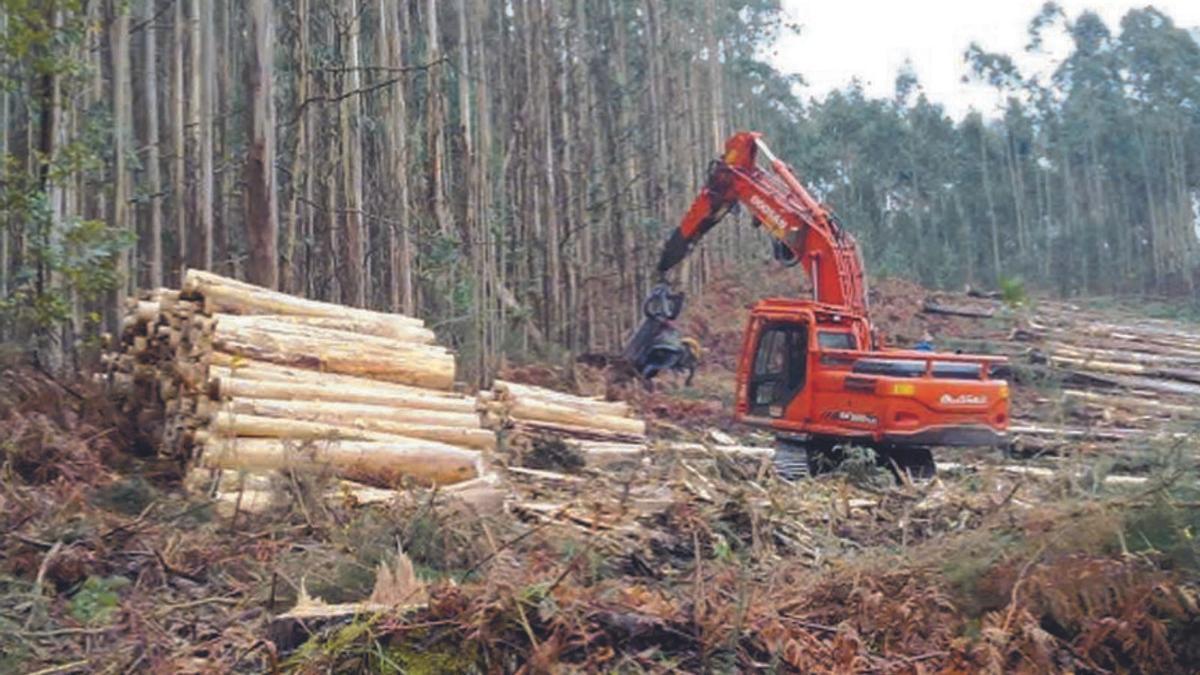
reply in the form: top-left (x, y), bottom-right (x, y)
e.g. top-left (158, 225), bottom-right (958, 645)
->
top-left (623, 284), bottom-right (690, 381)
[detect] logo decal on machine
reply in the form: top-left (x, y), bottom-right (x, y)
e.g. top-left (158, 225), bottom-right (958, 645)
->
top-left (824, 410), bottom-right (879, 426)
top-left (749, 195), bottom-right (788, 236)
top-left (939, 393), bottom-right (988, 406)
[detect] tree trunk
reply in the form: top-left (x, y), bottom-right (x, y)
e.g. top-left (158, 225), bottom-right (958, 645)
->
top-left (184, 269), bottom-right (422, 326)
top-left (192, 0), bottom-right (215, 269)
top-left (339, 0), bottom-right (366, 307)
top-left (208, 412), bottom-right (495, 451)
top-left (111, 3), bottom-right (131, 323)
top-left (139, 0), bottom-right (163, 288)
top-left (244, 0), bottom-right (278, 289)
top-left (0, 7), bottom-right (8, 312)
top-left (210, 374), bottom-right (475, 414)
top-left (425, 0), bottom-right (450, 239)
top-left (979, 125), bottom-right (1001, 281)
top-left (171, 0), bottom-right (186, 283)
top-left (282, 0), bottom-right (309, 294)
top-left (200, 437), bottom-right (480, 487)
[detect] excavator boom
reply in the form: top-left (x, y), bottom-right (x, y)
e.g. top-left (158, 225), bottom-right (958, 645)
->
top-left (657, 132), bottom-right (868, 317)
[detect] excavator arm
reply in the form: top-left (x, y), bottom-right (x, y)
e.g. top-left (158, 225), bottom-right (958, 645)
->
top-left (656, 132), bottom-right (868, 317)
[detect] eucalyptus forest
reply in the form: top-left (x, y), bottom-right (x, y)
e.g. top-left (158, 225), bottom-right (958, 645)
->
top-left (2, 1), bottom-right (1197, 374)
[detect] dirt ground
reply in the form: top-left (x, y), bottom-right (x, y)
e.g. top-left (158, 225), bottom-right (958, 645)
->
top-left (2, 272), bottom-right (1199, 673)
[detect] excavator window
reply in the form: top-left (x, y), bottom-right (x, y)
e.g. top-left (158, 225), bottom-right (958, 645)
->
top-left (749, 322), bottom-right (808, 417)
top-left (817, 331), bottom-right (856, 350)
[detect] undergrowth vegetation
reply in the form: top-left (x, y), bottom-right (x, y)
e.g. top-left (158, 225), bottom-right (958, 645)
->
top-left (1, 358), bottom-right (1198, 672)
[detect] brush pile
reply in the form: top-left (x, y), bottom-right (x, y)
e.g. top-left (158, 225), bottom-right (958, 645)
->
top-left (104, 269), bottom-right (485, 490)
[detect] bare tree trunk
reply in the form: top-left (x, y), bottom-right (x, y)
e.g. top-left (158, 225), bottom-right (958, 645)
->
top-left (215, 0), bottom-right (234, 275)
top-left (0, 7), bottom-right (8, 311)
top-left (244, 0), bottom-right (278, 289)
top-left (200, 0), bottom-right (215, 270)
top-left (704, 0), bottom-right (723, 154)
top-left (111, 3), bottom-right (131, 305)
top-left (425, 0), bottom-right (450, 238)
top-left (141, 0), bottom-right (163, 288)
top-left (33, 5), bottom-right (64, 362)
top-left (378, 0), bottom-right (412, 314)
top-left (171, 0), bottom-right (186, 282)
top-left (540, 0), bottom-right (562, 344)
top-left (978, 125), bottom-right (1001, 281)
top-left (191, 0), bottom-right (215, 270)
top-left (339, 0), bottom-right (366, 306)
top-left (283, 0), bottom-right (310, 295)
top-left (473, 0), bottom-right (497, 371)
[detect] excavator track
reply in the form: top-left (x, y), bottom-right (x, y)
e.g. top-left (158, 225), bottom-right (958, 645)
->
top-left (772, 439), bottom-right (810, 481)
top-left (773, 437), bottom-right (936, 482)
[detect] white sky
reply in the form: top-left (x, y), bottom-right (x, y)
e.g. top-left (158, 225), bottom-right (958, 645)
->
top-left (770, 0), bottom-right (1200, 118)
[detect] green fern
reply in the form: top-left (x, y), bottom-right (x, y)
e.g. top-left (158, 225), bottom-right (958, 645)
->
top-left (998, 276), bottom-right (1027, 307)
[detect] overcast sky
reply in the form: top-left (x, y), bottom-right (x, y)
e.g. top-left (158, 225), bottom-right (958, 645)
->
top-left (770, 0), bottom-right (1200, 118)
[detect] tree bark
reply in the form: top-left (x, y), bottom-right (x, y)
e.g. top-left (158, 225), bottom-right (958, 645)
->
top-left (208, 412), bottom-right (496, 451)
top-left (210, 374), bottom-right (475, 414)
top-left (217, 397), bottom-right (482, 434)
top-left (0, 7), bottom-right (8, 310)
top-left (244, 0), bottom-right (278, 289)
top-left (111, 3), bottom-right (131, 317)
top-left (425, 0), bottom-right (450, 239)
top-left (338, 0), bottom-right (366, 307)
top-left (171, 0), bottom-right (186, 283)
top-left (140, 0), bottom-right (163, 289)
top-left (200, 437), bottom-right (480, 487)
top-left (184, 269), bottom-right (423, 326)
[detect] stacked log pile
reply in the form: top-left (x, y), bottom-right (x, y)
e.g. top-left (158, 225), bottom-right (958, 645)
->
top-left (481, 379), bottom-right (647, 452)
top-left (105, 269), bottom-right (485, 491)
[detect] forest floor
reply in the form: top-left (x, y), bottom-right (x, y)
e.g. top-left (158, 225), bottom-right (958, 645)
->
top-left (2, 272), bottom-right (1199, 673)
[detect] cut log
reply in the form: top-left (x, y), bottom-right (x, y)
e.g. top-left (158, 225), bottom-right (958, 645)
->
top-left (210, 411), bottom-right (496, 451)
top-left (508, 398), bottom-right (645, 436)
top-left (217, 312), bottom-right (436, 344)
top-left (1063, 389), bottom-right (1200, 418)
top-left (211, 313), bottom-right (444, 353)
top-left (134, 301), bottom-right (161, 324)
top-left (218, 397), bottom-right (482, 430)
top-left (921, 299), bottom-right (995, 319)
top-left (210, 412), bottom-right (396, 441)
top-left (209, 353), bottom-right (463, 396)
top-left (209, 375), bottom-right (476, 414)
top-left (668, 442), bottom-right (777, 459)
top-left (211, 325), bottom-right (455, 389)
top-left (1008, 423), bottom-right (1140, 441)
top-left (510, 420), bottom-right (645, 443)
top-left (1049, 355), bottom-right (1144, 376)
top-left (200, 437), bottom-right (481, 487)
top-left (185, 268), bottom-right (423, 328)
top-left (1049, 343), bottom-right (1200, 369)
top-left (494, 379), bottom-right (630, 418)
top-left (212, 489), bottom-right (278, 516)
top-left (1050, 355), bottom-right (1200, 385)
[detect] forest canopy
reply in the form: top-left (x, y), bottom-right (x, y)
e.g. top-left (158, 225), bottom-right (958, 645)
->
top-left (0, 0), bottom-right (1198, 375)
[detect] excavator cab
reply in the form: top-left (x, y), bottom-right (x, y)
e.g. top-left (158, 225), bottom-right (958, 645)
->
top-left (747, 320), bottom-right (809, 418)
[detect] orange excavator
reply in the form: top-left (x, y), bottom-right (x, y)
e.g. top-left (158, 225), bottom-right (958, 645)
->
top-left (626, 132), bottom-right (1009, 477)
